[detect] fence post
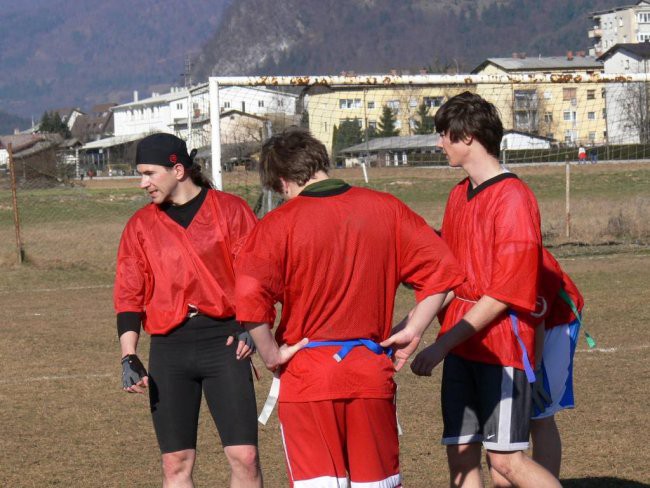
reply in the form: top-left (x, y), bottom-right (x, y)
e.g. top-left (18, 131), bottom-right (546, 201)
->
top-left (209, 78), bottom-right (223, 190)
top-left (8, 144), bottom-right (24, 264)
top-left (565, 158), bottom-right (571, 238)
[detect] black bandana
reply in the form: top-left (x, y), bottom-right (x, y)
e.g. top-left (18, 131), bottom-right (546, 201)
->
top-left (135, 133), bottom-right (193, 168)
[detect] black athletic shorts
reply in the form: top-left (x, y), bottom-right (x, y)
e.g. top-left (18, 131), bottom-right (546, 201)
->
top-left (441, 353), bottom-right (532, 452)
top-left (148, 315), bottom-right (258, 453)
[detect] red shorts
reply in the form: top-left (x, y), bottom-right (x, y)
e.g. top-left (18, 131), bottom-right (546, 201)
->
top-left (278, 399), bottom-right (401, 487)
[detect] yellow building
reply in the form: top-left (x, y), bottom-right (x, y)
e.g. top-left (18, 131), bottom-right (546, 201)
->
top-left (306, 84), bottom-right (472, 156)
top-left (472, 55), bottom-right (607, 146)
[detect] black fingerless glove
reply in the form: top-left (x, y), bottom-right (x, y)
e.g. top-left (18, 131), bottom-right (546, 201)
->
top-left (121, 354), bottom-right (147, 388)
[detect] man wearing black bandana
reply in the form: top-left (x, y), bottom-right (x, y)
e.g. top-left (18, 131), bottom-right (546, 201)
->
top-left (114, 133), bottom-right (262, 487)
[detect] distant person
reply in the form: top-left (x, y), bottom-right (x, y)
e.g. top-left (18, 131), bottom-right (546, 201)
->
top-left (235, 127), bottom-right (464, 487)
top-left (578, 146), bottom-right (587, 163)
top-left (114, 133), bottom-right (262, 488)
top-left (590, 148), bottom-right (598, 164)
top-left (392, 92), bottom-right (561, 487)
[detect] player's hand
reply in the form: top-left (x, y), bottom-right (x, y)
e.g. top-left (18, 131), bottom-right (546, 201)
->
top-left (380, 329), bottom-right (422, 372)
top-left (273, 338), bottom-right (309, 371)
top-left (531, 369), bottom-right (552, 412)
top-left (410, 342), bottom-right (446, 376)
top-left (227, 329), bottom-right (256, 360)
top-left (121, 354), bottom-right (149, 394)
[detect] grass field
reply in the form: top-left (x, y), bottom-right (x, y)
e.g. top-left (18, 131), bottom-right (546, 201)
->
top-left (1, 164), bottom-right (649, 487)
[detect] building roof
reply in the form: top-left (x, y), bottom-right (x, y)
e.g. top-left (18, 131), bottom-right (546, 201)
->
top-left (472, 56), bottom-right (603, 73)
top-left (597, 42), bottom-right (650, 61)
top-left (503, 130), bottom-right (554, 142)
top-left (341, 134), bottom-right (440, 154)
top-left (590, 1), bottom-right (650, 17)
top-left (81, 132), bottom-right (147, 150)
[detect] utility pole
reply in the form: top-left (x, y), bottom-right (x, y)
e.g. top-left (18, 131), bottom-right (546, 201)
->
top-left (182, 55), bottom-right (193, 149)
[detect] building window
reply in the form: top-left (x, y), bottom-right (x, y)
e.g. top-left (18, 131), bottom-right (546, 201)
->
top-left (176, 103), bottom-right (183, 110)
top-left (368, 120), bottom-right (377, 129)
top-left (367, 101), bottom-right (375, 109)
top-left (409, 98), bottom-right (418, 108)
top-left (588, 111), bottom-right (596, 120)
top-left (587, 89), bottom-right (596, 100)
top-left (602, 108), bottom-right (607, 119)
top-left (563, 110), bottom-right (571, 121)
top-left (387, 100), bottom-right (401, 112)
top-left (544, 91), bottom-right (552, 100)
top-left (223, 101), bottom-right (231, 109)
top-left (625, 59), bottom-right (631, 70)
top-left (638, 12), bottom-right (650, 23)
top-left (589, 132), bottom-right (596, 142)
top-left (339, 99), bottom-right (362, 109)
top-left (258, 100), bottom-right (264, 108)
top-left (340, 118), bottom-right (362, 127)
top-left (601, 87), bottom-right (607, 98)
top-left (544, 112), bottom-right (553, 123)
top-left (423, 96), bottom-right (444, 108)
top-left (638, 33), bottom-right (650, 42)
top-left (562, 88), bottom-right (577, 102)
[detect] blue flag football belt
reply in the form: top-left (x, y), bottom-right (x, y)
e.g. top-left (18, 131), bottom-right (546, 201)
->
top-left (257, 338), bottom-right (397, 428)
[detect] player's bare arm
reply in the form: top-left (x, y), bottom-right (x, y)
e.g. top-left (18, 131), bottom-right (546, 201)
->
top-left (244, 322), bottom-right (308, 371)
top-left (380, 291), bottom-right (449, 371)
top-left (411, 294), bottom-right (508, 376)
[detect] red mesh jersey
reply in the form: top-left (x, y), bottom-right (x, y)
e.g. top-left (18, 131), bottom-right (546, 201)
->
top-left (114, 190), bottom-right (257, 335)
top-left (438, 174), bottom-right (542, 369)
top-left (236, 186), bottom-right (464, 402)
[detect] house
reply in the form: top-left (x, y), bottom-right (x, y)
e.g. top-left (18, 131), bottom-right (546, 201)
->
top-left (472, 54), bottom-right (606, 146)
top-left (0, 133), bottom-right (67, 182)
top-left (219, 110), bottom-right (270, 145)
top-left (307, 82), bottom-right (469, 156)
top-left (53, 107), bottom-right (85, 132)
top-left (339, 134), bottom-right (441, 168)
top-left (589, 1), bottom-right (650, 56)
top-left (72, 103), bottom-right (117, 142)
top-left (598, 43), bottom-right (650, 143)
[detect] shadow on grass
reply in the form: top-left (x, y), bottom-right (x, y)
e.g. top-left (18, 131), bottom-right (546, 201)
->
top-left (562, 478), bottom-right (650, 487)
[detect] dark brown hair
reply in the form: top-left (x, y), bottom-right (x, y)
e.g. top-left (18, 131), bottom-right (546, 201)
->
top-left (434, 91), bottom-right (503, 158)
top-left (260, 126), bottom-right (329, 193)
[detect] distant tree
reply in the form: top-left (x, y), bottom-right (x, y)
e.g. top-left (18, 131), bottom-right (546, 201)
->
top-left (413, 103), bottom-right (435, 135)
top-left (377, 106), bottom-right (399, 137)
top-left (332, 118), bottom-right (363, 162)
top-left (39, 111), bottom-right (71, 138)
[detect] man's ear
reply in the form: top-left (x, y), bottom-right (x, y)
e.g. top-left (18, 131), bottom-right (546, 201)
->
top-left (173, 163), bottom-right (186, 180)
top-left (462, 135), bottom-right (474, 146)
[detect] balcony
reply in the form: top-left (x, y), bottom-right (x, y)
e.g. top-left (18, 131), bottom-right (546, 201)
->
top-left (588, 27), bottom-right (603, 38)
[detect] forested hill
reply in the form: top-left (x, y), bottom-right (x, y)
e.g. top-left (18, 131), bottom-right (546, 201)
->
top-left (193, 0), bottom-right (625, 78)
top-left (0, 111), bottom-right (30, 135)
top-left (0, 0), bottom-right (231, 118)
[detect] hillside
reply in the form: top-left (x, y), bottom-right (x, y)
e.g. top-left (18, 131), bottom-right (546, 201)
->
top-left (0, 0), bottom-right (231, 117)
top-left (0, 111), bottom-right (30, 135)
top-left (193, 0), bottom-right (625, 78)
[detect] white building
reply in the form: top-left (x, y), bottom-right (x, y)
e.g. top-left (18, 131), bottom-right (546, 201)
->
top-left (589, 1), bottom-right (650, 56)
top-left (501, 130), bottom-right (553, 150)
top-left (598, 43), bottom-right (650, 143)
top-left (112, 84), bottom-right (298, 142)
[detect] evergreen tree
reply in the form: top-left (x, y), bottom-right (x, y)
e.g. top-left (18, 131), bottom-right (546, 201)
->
top-left (413, 103), bottom-right (435, 135)
top-left (39, 111), bottom-right (71, 138)
top-left (332, 118), bottom-right (363, 162)
top-left (377, 106), bottom-right (399, 137)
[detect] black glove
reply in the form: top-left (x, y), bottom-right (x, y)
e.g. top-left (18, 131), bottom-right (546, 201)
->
top-left (236, 329), bottom-right (256, 353)
top-left (531, 368), bottom-right (552, 413)
top-left (121, 354), bottom-right (147, 388)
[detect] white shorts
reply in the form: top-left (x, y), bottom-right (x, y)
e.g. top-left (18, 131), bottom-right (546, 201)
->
top-left (532, 319), bottom-right (580, 420)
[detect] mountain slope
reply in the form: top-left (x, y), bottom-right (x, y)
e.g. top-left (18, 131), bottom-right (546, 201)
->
top-left (193, 0), bottom-right (625, 78)
top-left (0, 0), bottom-right (231, 117)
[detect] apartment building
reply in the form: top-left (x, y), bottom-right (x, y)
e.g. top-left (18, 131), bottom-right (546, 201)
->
top-left (472, 55), bottom-right (607, 146)
top-left (589, 1), bottom-right (650, 56)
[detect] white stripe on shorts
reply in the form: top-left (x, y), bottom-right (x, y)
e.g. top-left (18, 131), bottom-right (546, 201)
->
top-left (351, 473), bottom-right (402, 487)
top-left (294, 476), bottom-right (349, 487)
top-left (497, 366), bottom-right (515, 448)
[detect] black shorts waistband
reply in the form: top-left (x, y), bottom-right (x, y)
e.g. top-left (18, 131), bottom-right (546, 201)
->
top-left (151, 315), bottom-right (237, 342)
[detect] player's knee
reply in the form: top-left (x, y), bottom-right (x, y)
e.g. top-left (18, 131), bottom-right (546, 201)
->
top-left (486, 451), bottom-right (522, 480)
top-left (447, 444), bottom-right (481, 473)
top-left (225, 445), bottom-right (260, 477)
top-left (161, 450), bottom-right (194, 481)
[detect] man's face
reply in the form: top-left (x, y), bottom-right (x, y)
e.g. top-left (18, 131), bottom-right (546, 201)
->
top-left (437, 131), bottom-right (469, 168)
top-left (137, 164), bottom-right (179, 204)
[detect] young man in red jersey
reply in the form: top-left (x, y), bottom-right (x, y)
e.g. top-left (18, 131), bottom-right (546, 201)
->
top-left (115, 133), bottom-right (262, 488)
top-left (386, 92), bottom-right (560, 487)
top-left (235, 127), bottom-right (464, 487)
